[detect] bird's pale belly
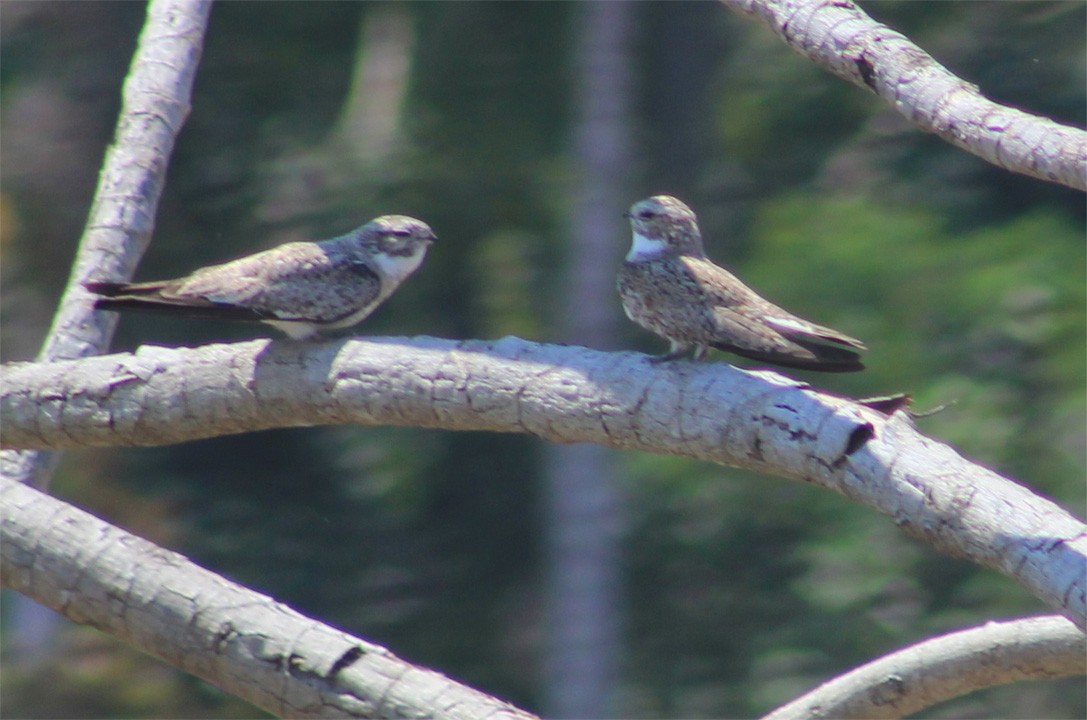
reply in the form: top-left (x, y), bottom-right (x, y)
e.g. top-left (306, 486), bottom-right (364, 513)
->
top-left (618, 263), bottom-right (701, 342)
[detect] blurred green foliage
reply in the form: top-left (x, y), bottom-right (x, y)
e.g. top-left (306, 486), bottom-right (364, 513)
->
top-left (1, 1), bottom-right (1083, 718)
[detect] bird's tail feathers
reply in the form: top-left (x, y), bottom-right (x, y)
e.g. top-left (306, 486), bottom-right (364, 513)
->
top-left (85, 281), bottom-right (272, 322)
top-left (720, 341), bottom-right (865, 373)
top-left (85, 280), bottom-right (170, 298)
top-left (720, 314), bottom-right (867, 370)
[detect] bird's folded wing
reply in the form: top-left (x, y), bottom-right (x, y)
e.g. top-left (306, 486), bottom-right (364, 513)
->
top-left (708, 306), bottom-right (864, 371)
top-left (175, 252), bottom-right (383, 324)
top-left (763, 315), bottom-right (866, 350)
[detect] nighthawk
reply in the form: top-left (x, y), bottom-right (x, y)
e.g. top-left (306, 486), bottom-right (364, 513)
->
top-left (86, 215), bottom-right (436, 339)
top-left (618, 195), bottom-right (865, 372)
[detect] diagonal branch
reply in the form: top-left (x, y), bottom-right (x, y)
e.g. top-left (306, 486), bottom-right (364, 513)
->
top-left (2, 335), bottom-right (1084, 628)
top-left (764, 615), bottom-right (1086, 720)
top-left (0, 476), bottom-right (537, 720)
top-left (722, 0), bottom-right (1087, 190)
top-left (1, 0), bottom-right (212, 489)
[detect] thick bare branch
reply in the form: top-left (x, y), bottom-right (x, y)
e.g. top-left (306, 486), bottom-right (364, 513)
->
top-left (2, 336), bottom-right (1084, 628)
top-left (1, 0), bottom-right (212, 489)
top-left (0, 476), bottom-right (536, 720)
top-left (765, 615), bottom-right (1086, 720)
top-left (723, 0), bottom-right (1087, 191)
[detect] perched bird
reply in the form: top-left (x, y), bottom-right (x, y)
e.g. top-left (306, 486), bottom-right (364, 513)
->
top-left (86, 215), bottom-right (436, 340)
top-left (617, 195), bottom-right (865, 372)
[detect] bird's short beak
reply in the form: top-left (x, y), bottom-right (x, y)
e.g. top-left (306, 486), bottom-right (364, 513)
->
top-left (621, 211), bottom-right (632, 219)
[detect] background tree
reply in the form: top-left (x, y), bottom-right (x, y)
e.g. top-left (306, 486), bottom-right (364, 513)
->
top-left (541, 2), bottom-right (632, 717)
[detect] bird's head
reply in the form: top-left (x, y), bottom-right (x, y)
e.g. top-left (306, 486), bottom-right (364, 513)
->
top-left (623, 195), bottom-right (705, 260)
top-left (355, 215), bottom-right (437, 282)
top-left (367, 215), bottom-right (437, 258)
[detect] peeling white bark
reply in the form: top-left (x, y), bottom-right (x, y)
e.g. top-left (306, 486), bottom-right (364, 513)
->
top-left (2, 335), bottom-right (1084, 629)
top-left (723, 0), bottom-right (1087, 190)
top-left (765, 615), bottom-right (1086, 720)
top-left (0, 476), bottom-right (537, 720)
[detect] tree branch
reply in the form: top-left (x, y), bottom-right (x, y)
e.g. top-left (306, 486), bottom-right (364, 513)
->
top-left (722, 0), bottom-right (1087, 191)
top-left (1, 0), bottom-right (212, 489)
top-left (0, 476), bottom-right (537, 720)
top-left (765, 615), bottom-right (1086, 720)
top-left (2, 336), bottom-right (1084, 628)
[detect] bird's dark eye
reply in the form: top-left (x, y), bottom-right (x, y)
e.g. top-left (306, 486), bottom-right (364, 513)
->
top-left (391, 229), bottom-right (411, 238)
top-left (637, 209), bottom-right (657, 219)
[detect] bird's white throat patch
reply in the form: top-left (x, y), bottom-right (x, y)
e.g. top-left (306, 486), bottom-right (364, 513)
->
top-left (627, 232), bottom-right (666, 261)
top-left (374, 245), bottom-right (428, 283)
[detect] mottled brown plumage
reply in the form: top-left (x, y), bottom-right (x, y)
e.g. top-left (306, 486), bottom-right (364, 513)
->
top-left (618, 195), bottom-right (865, 372)
top-left (86, 215), bottom-right (436, 339)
